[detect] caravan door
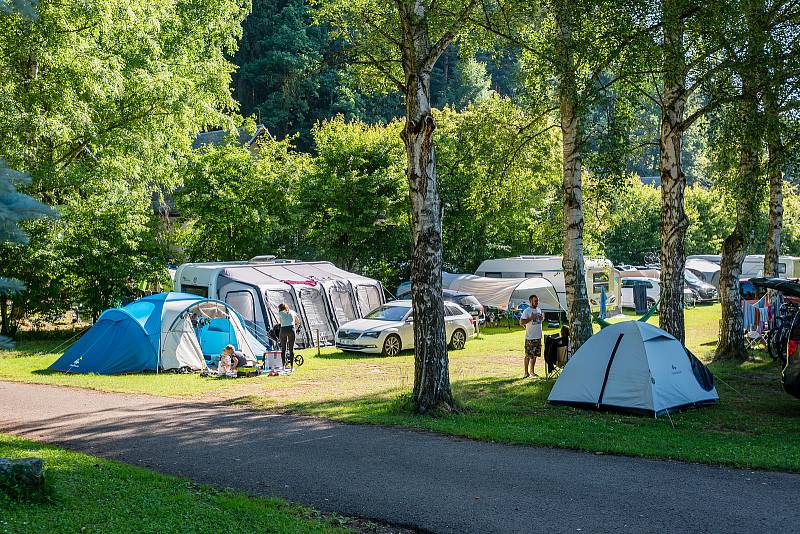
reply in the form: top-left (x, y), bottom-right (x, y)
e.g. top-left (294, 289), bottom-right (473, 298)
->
top-left (264, 289), bottom-right (312, 348)
top-left (586, 268), bottom-right (610, 312)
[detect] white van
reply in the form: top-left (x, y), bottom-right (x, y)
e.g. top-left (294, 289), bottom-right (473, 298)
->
top-left (475, 255), bottom-right (621, 313)
top-left (174, 258), bottom-right (385, 348)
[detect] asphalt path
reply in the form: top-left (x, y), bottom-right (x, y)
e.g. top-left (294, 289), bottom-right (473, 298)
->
top-left (0, 381), bottom-right (798, 533)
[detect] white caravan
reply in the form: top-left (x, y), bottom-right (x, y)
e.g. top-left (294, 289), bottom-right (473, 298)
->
top-left (475, 256), bottom-right (621, 313)
top-left (174, 258), bottom-right (385, 348)
top-left (687, 254), bottom-right (800, 279)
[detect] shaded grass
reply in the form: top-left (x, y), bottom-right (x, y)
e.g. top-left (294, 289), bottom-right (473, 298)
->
top-left (0, 434), bottom-right (351, 534)
top-left (2, 305), bottom-right (799, 471)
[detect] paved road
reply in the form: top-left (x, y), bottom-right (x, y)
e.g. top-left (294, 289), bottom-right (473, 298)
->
top-left (0, 381), bottom-right (797, 533)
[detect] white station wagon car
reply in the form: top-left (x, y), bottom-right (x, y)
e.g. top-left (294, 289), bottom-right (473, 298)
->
top-left (335, 300), bottom-right (476, 356)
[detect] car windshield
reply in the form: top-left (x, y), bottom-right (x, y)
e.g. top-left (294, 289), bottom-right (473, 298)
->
top-left (365, 305), bottom-right (409, 321)
top-left (685, 270), bottom-right (702, 284)
top-left (459, 296), bottom-right (481, 307)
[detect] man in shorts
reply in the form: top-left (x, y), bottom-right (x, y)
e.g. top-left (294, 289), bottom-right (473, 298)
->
top-left (519, 294), bottom-right (543, 378)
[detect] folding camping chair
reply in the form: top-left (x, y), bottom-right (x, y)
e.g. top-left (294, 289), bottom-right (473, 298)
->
top-left (745, 321), bottom-right (768, 350)
top-left (544, 334), bottom-right (569, 379)
top-left (743, 296), bottom-right (769, 350)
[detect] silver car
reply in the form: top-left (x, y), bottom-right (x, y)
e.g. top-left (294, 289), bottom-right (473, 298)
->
top-left (335, 299), bottom-right (477, 356)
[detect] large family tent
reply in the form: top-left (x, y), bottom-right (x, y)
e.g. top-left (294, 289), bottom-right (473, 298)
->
top-left (548, 321), bottom-right (718, 416)
top-left (49, 293), bottom-right (265, 375)
top-left (173, 259), bottom-right (386, 348)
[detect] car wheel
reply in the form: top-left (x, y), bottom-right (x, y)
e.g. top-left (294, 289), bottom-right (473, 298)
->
top-left (382, 334), bottom-right (402, 356)
top-left (646, 297), bottom-right (656, 309)
top-left (449, 329), bottom-right (467, 350)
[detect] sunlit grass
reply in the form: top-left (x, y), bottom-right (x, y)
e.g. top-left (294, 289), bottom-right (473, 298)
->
top-left (2, 305), bottom-right (799, 471)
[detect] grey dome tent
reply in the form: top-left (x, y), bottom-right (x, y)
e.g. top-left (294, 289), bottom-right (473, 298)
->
top-left (548, 321), bottom-right (718, 416)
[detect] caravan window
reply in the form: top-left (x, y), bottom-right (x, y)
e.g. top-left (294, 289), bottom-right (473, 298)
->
top-left (356, 285), bottom-right (382, 316)
top-left (299, 288), bottom-right (335, 343)
top-left (328, 287), bottom-right (358, 325)
top-left (524, 272), bottom-right (543, 278)
top-left (181, 284), bottom-right (209, 298)
top-left (779, 263), bottom-right (787, 274)
top-left (591, 271), bottom-right (610, 294)
top-left (225, 291), bottom-right (255, 324)
top-left (484, 272), bottom-right (502, 278)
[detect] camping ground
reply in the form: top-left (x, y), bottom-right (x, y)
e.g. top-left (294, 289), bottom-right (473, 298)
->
top-left (1, 304), bottom-right (799, 472)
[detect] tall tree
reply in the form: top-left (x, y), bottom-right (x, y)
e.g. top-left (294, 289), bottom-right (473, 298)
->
top-left (468, 0), bottom-right (643, 349)
top-left (0, 0), bottom-right (55, 348)
top-left (645, 0), bottom-right (743, 342)
top-left (316, 0), bottom-right (480, 413)
top-left (1, 0), bottom-right (249, 323)
top-left (715, 0), bottom-right (768, 360)
top-left (657, 0), bottom-right (690, 342)
top-left (761, 1), bottom-right (800, 278)
top-left (552, 0), bottom-right (592, 350)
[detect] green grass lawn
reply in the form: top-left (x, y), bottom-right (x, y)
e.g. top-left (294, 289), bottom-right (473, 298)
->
top-left (0, 434), bottom-right (353, 534)
top-left (2, 304), bottom-right (799, 471)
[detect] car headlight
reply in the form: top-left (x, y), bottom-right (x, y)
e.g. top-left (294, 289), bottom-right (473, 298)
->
top-left (361, 331), bottom-right (381, 338)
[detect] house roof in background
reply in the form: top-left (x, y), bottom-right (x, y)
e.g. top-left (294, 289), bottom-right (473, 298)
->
top-left (191, 124), bottom-right (271, 150)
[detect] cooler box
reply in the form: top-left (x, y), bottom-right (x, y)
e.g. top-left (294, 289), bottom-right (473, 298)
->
top-left (264, 351), bottom-right (283, 369)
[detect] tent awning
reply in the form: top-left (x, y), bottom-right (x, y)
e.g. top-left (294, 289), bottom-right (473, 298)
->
top-left (441, 272), bottom-right (561, 312)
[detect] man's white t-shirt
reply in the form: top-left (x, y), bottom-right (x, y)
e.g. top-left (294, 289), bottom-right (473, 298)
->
top-left (521, 306), bottom-right (543, 340)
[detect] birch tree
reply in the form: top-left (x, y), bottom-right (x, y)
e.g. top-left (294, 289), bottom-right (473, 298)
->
top-left (761, 1), bottom-right (800, 279)
top-left (716, 0), bottom-right (800, 359)
top-left (657, 0), bottom-right (691, 343)
top-left (315, 0), bottom-right (480, 413)
top-left (712, 0), bottom-right (766, 360)
top-left (468, 0), bottom-right (644, 349)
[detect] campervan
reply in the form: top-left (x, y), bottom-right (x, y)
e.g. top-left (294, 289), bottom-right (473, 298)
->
top-left (474, 256), bottom-right (621, 313)
top-left (685, 257), bottom-right (721, 289)
top-left (174, 258), bottom-right (385, 348)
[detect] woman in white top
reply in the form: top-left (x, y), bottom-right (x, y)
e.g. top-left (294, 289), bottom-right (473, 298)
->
top-left (278, 303), bottom-right (301, 368)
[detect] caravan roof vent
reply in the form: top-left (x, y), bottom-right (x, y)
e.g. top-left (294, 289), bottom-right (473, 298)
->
top-left (248, 255), bottom-right (277, 263)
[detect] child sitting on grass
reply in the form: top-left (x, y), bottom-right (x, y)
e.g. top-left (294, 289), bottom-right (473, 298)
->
top-left (217, 345), bottom-right (236, 375)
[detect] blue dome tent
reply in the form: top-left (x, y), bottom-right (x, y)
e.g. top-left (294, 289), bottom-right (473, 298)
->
top-left (50, 292), bottom-right (265, 374)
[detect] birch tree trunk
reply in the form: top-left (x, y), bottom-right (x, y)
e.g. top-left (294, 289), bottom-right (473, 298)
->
top-left (397, 1), bottom-right (454, 413)
top-left (717, 0), bottom-right (764, 361)
top-left (658, 0), bottom-right (689, 343)
top-left (717, 214), bottom-right (749, 360)
top-left (764, 89), bottom-right (783, 279)
top-left (555, 2), bottom-right (592, 350)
